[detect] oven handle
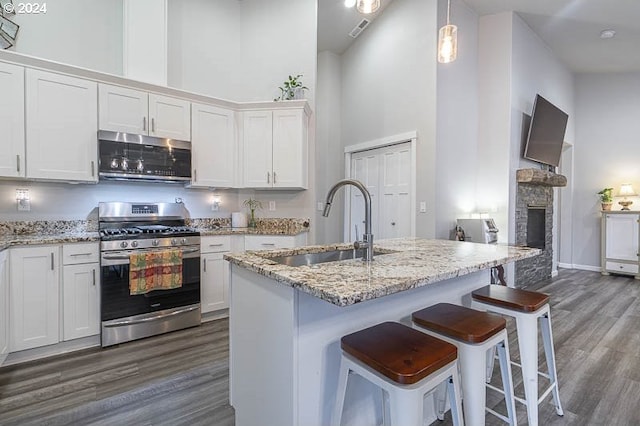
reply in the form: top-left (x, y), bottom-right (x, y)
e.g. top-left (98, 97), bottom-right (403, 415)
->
top-left (103, 305), bottom-right (200, 327)
top-left (102, 247), bottom-right (200, 260)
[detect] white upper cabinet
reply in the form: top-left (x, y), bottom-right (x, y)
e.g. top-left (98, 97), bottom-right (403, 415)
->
top-left (26, 69), bottom-right (98, 182)
top-left (242, 106), bottom-right (309, 189)
top-left (272, 109), bottom-right (308, 189)
top-left (148, 93), bottom-right (191, 141)
top-left (243, 110), bottom-right (273, 188)
top-left (191, 103), bottom-right (237, 188)
top-left (99, 84), bottom-right (191, 141)
top-left (98, 84), bottom-right (148, 134)
top-left (0, 62), bottom-right (25, 178)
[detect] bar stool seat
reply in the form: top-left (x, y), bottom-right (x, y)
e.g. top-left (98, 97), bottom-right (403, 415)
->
top-left (412, 303), bottom-right (517, 426)
top-left (471, 285), bottom-right (564, 426)
top-left (332, 321), bottom-right (464, 426)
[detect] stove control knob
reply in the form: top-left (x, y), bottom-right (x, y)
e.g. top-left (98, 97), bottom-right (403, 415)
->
top-left (181, 238), bottom-right (188, 245)
top-left (171, 238), bottom-right (177, 245)
top-left (152, 239), bottom-right (159, 247)
top-left (131, 241), bottom-right (139, 248)
top-left (120, 241), bottom-right (128, 248)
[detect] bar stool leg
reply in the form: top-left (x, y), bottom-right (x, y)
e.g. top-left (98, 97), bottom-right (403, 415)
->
top-left (458, 344), bottom-right (488, 426)
top-left (516, 316), bottom-right (539, 426)
top-left (389, 388), bottom-right (424, 425)
top-left (496, 340), bottom-right (518, 426)
top-left (434, 380), bottom-right (448, 421)
top-left (332, 361), bottom-right (350, 426)
top-left (447, 371), bottom-right (464, 426)
top-left (486, 346), bottom-right (497, 383)
top-left (540, 312), bottom-right (564, 416)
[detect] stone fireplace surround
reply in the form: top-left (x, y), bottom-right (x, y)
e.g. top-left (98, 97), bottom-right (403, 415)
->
top-left (515, 169), bottom-right (567, 287)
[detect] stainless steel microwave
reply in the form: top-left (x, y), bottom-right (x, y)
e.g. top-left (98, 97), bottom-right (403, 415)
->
top-left (98, 130), bottom-right (191, 183)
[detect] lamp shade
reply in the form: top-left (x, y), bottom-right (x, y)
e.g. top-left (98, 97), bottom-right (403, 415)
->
top-left (356, 0), bottom-right (380, 14)
top-left (618, 183), bottom-right (637, 197)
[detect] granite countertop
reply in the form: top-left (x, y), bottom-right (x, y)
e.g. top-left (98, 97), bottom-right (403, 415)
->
top-left (197, 227), bottom-right (309, 236)
top-left (224, 238), bottom-right (541, 307)
top-left (0, 231), bottom-right (100, 251)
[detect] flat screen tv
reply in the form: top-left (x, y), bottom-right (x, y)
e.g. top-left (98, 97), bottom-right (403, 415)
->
top-left (523, 94), bottom-right (568, 168)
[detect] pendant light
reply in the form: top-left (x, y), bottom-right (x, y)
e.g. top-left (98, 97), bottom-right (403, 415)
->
top-left (438, 0), bottom-right (458, 63)
top-left (357, 0), bottom-right (380, 14)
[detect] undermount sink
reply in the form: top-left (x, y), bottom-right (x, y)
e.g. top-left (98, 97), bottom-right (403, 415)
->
top-left (269, 248), bottom-right (390, 267)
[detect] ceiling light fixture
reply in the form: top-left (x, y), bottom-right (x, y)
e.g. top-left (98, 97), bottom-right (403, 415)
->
top-left (356, 0), bottom-right (379, 14)
top-left (600, 29), bottom-right (616, 39)
top-left (437, 0), bottom-right (458, 63)
top-left (344, 0), bottom-right (356, 8)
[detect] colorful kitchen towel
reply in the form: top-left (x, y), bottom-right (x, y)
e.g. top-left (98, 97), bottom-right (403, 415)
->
top-left (129, 250), bottom-right (183, 295)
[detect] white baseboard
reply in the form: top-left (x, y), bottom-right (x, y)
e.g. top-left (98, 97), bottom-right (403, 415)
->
top-left (552, 269), bottom-right (559, 278)
top-left (4, 335), bottom-right (101, 366)
top-left (558, 263), bottom-right (601, 272)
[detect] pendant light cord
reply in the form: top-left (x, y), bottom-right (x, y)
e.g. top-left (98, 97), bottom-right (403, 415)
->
top-left (446, 0), bottom-right (451, 25)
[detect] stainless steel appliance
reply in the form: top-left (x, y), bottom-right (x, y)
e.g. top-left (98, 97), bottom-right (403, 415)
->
top-left (456, 218), bottom-right (499, 244)
top-left (98, 131), bottom-right (191, 183)
top-left (99, 202), bottom-right (201, 347)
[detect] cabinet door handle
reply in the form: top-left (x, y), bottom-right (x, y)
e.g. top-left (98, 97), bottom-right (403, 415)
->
top-left (273, 171), bottom-right (277, 184)
top-left (143, 116), bottom-right (147, 131)
top-left (194, 169), bottom-right (197, 182)
top-left (203, 258), bottom-right (207, 272)
top-left (91, 161), bottom-right (95, 177)
top-left (16, 154), bottom-right (20, 173)
top-left (151, 118), bottom-right (155, 133)
top-left (92, 269), bottom-right (96, 286)
top-left (50, 253), bottom-right (54, 270)
top-left (267, 172), bottom-right (270, 183)
top-left (391, 222), bottom-right (396, 226)
top-left (209, 243), bottom-right (224, 247)
top-left (261, 243), bottom-right (276, 247)
top-left (70, 252), bottom-right (93, 257)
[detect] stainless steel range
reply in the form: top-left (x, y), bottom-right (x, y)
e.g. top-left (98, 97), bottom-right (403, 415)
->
top-left (99, 202), bottom-right (201, 347)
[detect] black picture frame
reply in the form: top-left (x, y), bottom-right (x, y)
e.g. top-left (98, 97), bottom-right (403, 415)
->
top-left (0, 31), bottom-right (12, 49)
top-left (0, 14), bottom-right (18, 41)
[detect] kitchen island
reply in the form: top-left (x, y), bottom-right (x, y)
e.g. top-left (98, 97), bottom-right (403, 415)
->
top-left (224, 238), bottom-right (540, 426)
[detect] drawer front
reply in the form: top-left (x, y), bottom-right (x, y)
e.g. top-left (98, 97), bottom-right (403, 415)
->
top-left (605, 261), bottom-right (639, 275)
top-left (244, 236), bottom-right (296, 251)
top-left (201, 236), bottom-right (231, 253)
top-left (63, 242), bottom-right (99, 265)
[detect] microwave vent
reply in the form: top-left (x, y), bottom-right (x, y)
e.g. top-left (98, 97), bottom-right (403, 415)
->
top-left (349, 19), bottom-right (370, 38)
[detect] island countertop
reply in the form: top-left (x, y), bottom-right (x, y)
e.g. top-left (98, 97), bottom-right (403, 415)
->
top-left (224, 238), bottom-right (540, 307)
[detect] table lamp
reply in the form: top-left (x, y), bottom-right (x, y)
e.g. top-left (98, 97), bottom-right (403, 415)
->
top-left (618, 183), bottom-right (636, 210)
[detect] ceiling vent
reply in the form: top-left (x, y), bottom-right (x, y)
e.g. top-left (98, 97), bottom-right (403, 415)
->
top-left (349, 18), bottom-right (370, 38)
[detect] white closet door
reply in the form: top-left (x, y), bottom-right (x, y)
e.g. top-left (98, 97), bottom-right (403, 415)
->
top-left (349, 151), bottom-right (380, 241)
top-left (379, 143), bottom-right (412, 239)
top-left (347, 142), bottom-right (412, 242)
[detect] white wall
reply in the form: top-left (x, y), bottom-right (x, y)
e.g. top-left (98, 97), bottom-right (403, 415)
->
top-left (9, 0), bottom-right (123, 75)
top-left (572, 73), bottom-right (640, 269)
top-left (478, 12), bottom-right (574, 280)
top-left (167, 0), bottom-right (242, 100)
top-left (435, 0), bottom-right (480, 239)
top-left (315, 51), bottom-right (343, 244)
top-left (341, 0), bottom-right (437, 237)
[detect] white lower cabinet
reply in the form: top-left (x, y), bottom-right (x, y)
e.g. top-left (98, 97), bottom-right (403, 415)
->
top-left (62, 243), bottom-right (100, 341)
top-left (601, 212), bottom-right (640, 277)
top-left (9, 245), bottom-right (60, 352)
top-left (0, 251), bottom-right (9, 365)
top-left (201, 236), bottom-right (231, 314)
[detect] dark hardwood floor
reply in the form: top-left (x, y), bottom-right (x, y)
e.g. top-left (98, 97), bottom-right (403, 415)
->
top-left (1, 269), bottom-right (639, 425)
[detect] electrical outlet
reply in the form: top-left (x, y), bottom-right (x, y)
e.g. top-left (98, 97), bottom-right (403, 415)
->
top-left (419, 201), bottom-right (427, 213)
top-left (17, 200), bottom-right (30, 211)
top-left (269, 201), bottom-right (276, 211)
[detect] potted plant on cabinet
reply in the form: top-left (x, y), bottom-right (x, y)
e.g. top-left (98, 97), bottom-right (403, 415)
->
top-left (243, 198), bottom-right (263, 228)
top-left (598, 188), bottom-right (614, 211)
top-left (274, 74), bottom-right (308, 101)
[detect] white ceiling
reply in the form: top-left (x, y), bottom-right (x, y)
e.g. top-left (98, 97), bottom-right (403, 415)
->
top-left (318, 0), bottom-right (640, 73)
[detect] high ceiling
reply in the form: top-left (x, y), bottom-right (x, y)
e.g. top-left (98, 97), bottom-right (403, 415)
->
top-left (318, 0), bottom-right (640, 73)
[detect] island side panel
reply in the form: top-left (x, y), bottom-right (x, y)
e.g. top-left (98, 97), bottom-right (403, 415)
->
top-left (229, 265), bottom-right (297, 426)
top-left (296, 270), bottom-right (490, 426)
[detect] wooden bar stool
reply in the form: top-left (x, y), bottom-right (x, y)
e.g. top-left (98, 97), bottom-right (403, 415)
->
top-left (332, 321), bottom-right (464, 426)
top-left (412, 303), bottom-right (517, 426)
top-left (471, 285), bottom-right (564, 426)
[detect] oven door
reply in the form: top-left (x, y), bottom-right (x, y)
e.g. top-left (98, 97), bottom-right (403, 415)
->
top-left (100, 247), bottom-right (201, 322)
